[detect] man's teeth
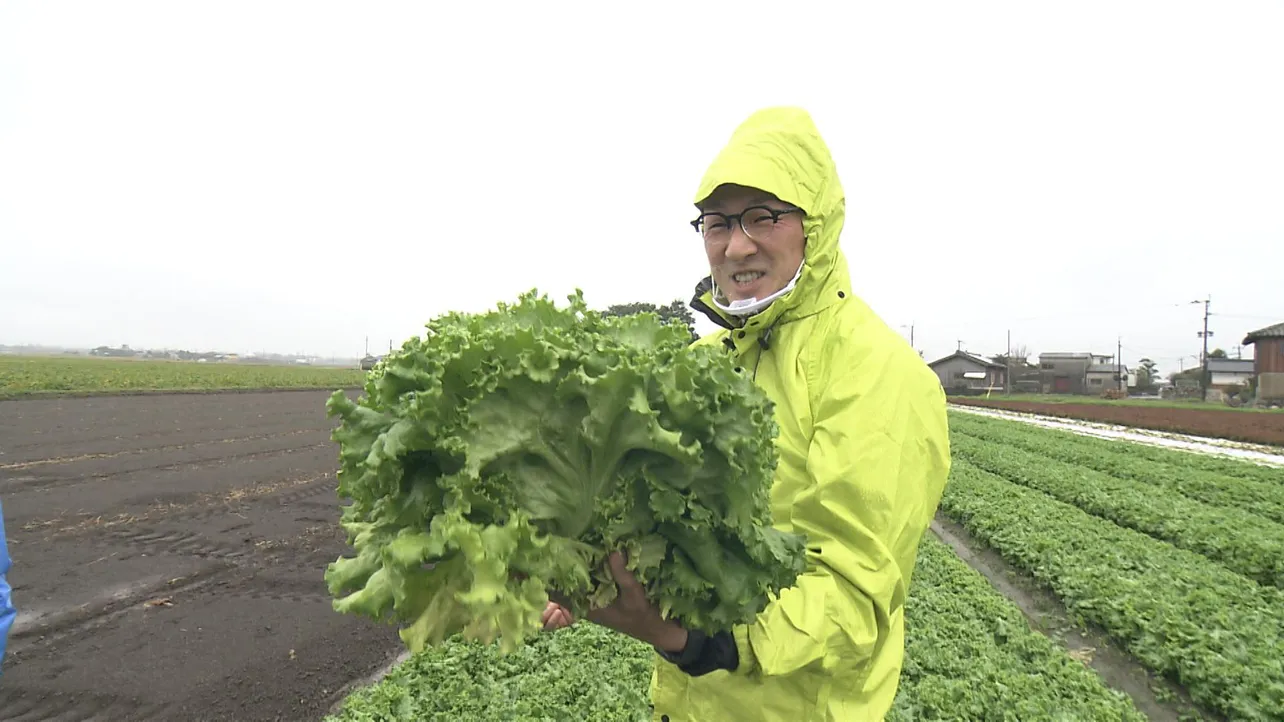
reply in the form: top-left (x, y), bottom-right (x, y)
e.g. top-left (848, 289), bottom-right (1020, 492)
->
top-left (733, 271), bottom-right (765, 283)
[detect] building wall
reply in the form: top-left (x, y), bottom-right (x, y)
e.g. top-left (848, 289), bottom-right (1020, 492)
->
top-left (1260, 373), bottom-right (1284, 401)
top-left (1209, 371), bottom-right (1254, 388)
top-left (931, 357), bottom-right (1005, 391)
top-left (1085, 371), bottom-right (1123, 392)
top-left (1254, 339), bottom-right (1284, 375)
top-left (1251, 339), bottom-right (1284, 401)
top-left (1039, 357), bottom-right (1090, 394)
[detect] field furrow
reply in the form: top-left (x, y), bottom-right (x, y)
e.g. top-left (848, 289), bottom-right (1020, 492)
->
top-left (941, 459), bottom-right (1284, 720)
top-left (886, 535), bottom-right (1145, 721)
top-left (950, 432), bottom-right (1284, 588)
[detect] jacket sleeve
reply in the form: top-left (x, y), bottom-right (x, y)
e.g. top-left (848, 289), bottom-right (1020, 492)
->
top-left (0, 499), bottom-right (16, 674)
top-left (728, 354), bottom-right (951, 679)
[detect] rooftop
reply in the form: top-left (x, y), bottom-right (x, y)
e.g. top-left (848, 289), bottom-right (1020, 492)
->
top-left (927, 350), bottom-right (1005, 370)
top-left (1243, 322), bottom-right (1284, 345)
top-left (1207, 358), bottom-right (1255, 373)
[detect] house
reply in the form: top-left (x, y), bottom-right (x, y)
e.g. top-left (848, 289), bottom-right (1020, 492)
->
top-left (1207, 358), bottom-right (1255, 389)
top-left (1243, 322), bottom-right (1284, 402)
top-left (928, 351), bottom-right (1008, 394)
top-left (1037, 352), bottom-right (1094, 394)
top-left (1086, 362), bottom-right (1129, 393)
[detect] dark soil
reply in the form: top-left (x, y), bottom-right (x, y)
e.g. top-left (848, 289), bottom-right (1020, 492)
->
top-left (0, 390), bottom-right (403, 722)
top-left (949, 398), bottom-right (1284, 446)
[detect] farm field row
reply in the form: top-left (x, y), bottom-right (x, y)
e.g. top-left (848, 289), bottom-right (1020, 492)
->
top-left (948, 411), bottom-right (1284, 519)
top-left (0, 355), bottom-right (364, 397)
top-left (944, 413), bottom-right (1284, 720)
top-left (329, 412), bottom-right (1284, 720)
top-left (958, 392), bottom-right (1275, 412)
top-left (949, 433), bottom-right (1284, 587)
top-left (326, 535), bottom-right (1146, 722)
top-left (950, 395), bottom-right (1284, 446)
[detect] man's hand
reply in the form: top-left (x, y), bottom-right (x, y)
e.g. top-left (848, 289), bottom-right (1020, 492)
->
top-left (541, 600), bottom-right (575, 631)
top-left (541, 553), bottom-right (689, 653)
top-left (587, 552), bottom-right (689, 652)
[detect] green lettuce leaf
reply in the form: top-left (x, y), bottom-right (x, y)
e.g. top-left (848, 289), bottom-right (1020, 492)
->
top-left (324, 290), bottom-right (805, 653)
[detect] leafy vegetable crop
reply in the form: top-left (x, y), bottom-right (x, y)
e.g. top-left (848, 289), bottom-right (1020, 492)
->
top-left (323, 291), bottom-right (805, 654)
top-left (327, 536), bottom-right (1146, 722)
top-left (0, 356), bottom-right (363, 398)
top-left (949, 412), bottom-right (1284, 523)
top-left (950, 433), bottom-right (1284, 588)
top-left (887, 535), bottom-right (1145, 721)
top-left (942, 459), bottom-right (1284, 720)
top-left (325, 624), bottom-right (654, 722)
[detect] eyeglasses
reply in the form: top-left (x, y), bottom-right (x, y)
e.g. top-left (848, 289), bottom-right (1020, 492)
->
top-left (691, 205), bottom-right (803, 244)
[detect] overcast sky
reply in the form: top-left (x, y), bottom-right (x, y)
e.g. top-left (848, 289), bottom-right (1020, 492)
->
top-left (2, 1), bottom-right (1281, 372)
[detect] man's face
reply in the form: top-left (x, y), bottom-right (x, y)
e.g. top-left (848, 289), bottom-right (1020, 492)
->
top-left (698, 184), bottom-right (806, 303)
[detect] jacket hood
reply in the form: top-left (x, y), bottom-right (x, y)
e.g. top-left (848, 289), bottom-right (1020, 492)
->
top-left (691, 107), bottom-right (851, 331)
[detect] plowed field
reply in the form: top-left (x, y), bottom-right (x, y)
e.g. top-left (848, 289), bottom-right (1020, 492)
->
top-left (0, 390), bottom-right (402, 721)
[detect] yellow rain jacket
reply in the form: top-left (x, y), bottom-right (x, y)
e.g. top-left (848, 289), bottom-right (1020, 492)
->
top-left (651, 107), bottom-right (952, 721)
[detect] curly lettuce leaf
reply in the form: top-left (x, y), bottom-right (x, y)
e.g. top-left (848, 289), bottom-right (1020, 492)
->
top-left (324, 290), bottom-right (805, 653)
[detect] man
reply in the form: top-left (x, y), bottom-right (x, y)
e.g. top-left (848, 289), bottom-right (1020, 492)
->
top-left (1, 498), bottom-right (15, 675)
top-left (543, 106), bottom-right (951, 720)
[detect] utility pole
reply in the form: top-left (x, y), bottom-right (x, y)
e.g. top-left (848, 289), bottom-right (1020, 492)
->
top-left (1192, 297), bottom-right (1212, 402)
top-left (1006, 329), bottom-right (1012, 395)
top-left (1117, 336), bottom-right (1123, 393)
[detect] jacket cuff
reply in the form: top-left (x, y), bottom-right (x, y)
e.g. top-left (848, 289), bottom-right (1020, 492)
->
top-left (655, 629), bottom-right (739, 677)
top-left (732, 624), bottom-right (758, 675)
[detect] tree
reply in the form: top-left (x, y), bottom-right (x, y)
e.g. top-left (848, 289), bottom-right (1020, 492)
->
top-left (1209, 348), bottom-right (1228, 359)
top-left (602, 299), bottom-right (699, 342)
top-left (991, 344), bottom-right (1032, 368)
top-left (1136, 358), bottom-right (1160, 392)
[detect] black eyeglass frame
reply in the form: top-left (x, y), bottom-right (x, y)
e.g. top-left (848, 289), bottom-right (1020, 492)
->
top-left (690, 205), bottom-right (804, 241)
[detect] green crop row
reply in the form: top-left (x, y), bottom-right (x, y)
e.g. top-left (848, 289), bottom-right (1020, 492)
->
top-left (950, 433), bottom-right (1284, 589)
top-left (886, 535), bottom-right (1144, 721)
top-left (948, 412), bottom-right (1284, 525)
top-left (0, 356), bottom-right (364, 397)
top-left (326, 535), bottom-right (1144, 721)
top-left (948, 410), bottom-right (1283, 484)
top-left (941, 459), bottom-right (1284, 720)
top-left (325, 623), bottom-right (654, 721)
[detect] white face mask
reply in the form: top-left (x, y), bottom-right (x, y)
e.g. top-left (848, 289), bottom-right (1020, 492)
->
top-left (712, 261), bottom-right (805, 318)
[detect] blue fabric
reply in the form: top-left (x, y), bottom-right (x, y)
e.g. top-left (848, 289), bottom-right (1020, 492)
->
top-left (0, 499), bottom-right (14, 673)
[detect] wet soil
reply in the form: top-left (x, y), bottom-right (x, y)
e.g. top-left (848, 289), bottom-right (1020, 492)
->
top-left (949, 398), bottom-right (1284, 446)
top-left (0, 390), bottom-right (402, 722)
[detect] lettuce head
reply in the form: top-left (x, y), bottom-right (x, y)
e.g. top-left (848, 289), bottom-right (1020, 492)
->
top-left (324, 290), bottom-right (805, 653)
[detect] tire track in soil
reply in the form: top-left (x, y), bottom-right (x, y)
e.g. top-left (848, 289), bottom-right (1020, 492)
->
top-left (6, 564), bottom-right (237, 655)
top-left (0, 689), bottom-right (174, 722)
top-left (2, 442), bottom-right (333, 494)
top-left (0, 390), bottom-right (399, 721)
top-left (17, 472), bottom-right (336, 539)
top-left (0, 427), bottom-right (326, 471)
top-left (101, 525), bottom-right (252, 561)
